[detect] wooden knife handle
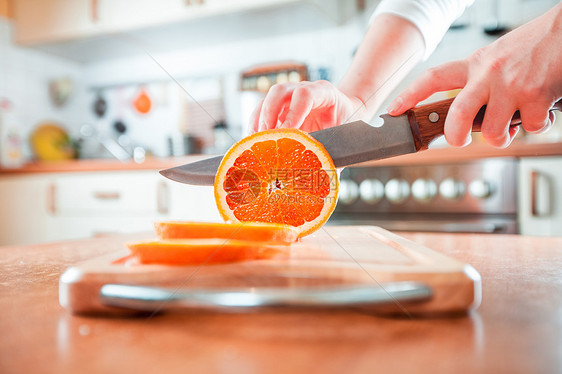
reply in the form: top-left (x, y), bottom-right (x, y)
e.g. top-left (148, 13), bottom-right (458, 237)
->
top-left (406, 97), bottom-right (562, 151)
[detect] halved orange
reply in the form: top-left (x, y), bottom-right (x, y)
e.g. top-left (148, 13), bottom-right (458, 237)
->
top-left (127, 239), bottom-right (287, 265)
top-left (214, 128), bottom-right (339, 238)
top-left (154, 221), bottom-right (298, 243)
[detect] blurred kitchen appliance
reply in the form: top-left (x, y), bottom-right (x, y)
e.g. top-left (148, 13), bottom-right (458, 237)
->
top-left (331, 158), bottom-right (519, 234)
top-left (239, 62), bottom-right (308, 135)
top-left (240, 62), bottom-right (308, 93)
top-left (168, 134), bottom-right (203, 156)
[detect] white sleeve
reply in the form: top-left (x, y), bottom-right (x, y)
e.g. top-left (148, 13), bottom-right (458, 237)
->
top-left (372, 0), bottom-right (475, 60)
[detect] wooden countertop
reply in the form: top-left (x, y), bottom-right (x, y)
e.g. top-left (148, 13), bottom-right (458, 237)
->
top-left (1, 231), bottom-right (561, 373)
top-left (0, 155), bottom-right (212, 175)
top-left (1, 141), bottom-right (561, 175)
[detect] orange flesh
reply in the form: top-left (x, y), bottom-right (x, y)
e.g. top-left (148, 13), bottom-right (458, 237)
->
top-left (223, 137), bottom-right (332, 227)
top-left (127, 239), bottom-right (287, 265)
top-left (154, 221), bottom-right (298, 243)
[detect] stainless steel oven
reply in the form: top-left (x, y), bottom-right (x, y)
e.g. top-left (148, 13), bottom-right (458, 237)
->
top-left (328, 158), bottom-right (518, 234)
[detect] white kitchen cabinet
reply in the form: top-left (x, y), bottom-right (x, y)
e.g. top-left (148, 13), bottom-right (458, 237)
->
top-left (518, 156), bottom-right (562, 236)
top-left (167, 181), bottom-right (222, 222)
top-left (0, 169), bottom-right (220, 245)
top-left (11, 0), bottom-right (100, 45)
top-left (53, 172), bottom-right (169, 216)
top-left (0, 174), bottom-right (59, 245)
top-left (12, 0), bottom-right (303, 45)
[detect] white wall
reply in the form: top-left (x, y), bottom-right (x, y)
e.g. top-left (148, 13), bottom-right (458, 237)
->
top-left (0, 19), bottom-right (86, 161)
top-left (80, 19), bottom-right (365, 157)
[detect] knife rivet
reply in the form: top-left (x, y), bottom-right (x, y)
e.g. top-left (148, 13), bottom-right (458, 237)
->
top-left (429, 112), bottom-right (440, 123)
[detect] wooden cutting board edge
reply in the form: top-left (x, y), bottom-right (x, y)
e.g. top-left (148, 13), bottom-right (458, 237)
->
top-left (59, 226), bottom-right (482, 317)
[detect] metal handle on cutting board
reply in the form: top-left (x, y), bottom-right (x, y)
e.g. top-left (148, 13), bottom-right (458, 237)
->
top-left (99, 282), bottom-right (432, 311)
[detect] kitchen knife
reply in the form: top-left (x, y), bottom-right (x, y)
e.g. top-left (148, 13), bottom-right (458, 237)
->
top-left (160, 97), bottom-right (562, 186)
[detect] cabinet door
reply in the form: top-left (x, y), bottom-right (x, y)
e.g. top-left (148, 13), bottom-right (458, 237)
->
top-left (13, 0), bottom-right (303, 45)
top-left (51, 171), bottom-right (171, 239)
top-left (0, 171), bottom-right (221, 245)
top-left (0, 0), bottom-right (12, 19)
top-left (53, 171), bottom-right (166, 216)
top-left (518, 157), bottom-right (562, 236)
top-left (98, 0), bottom-right (301, 32)
top-left (12, 0), bottom-right (99, 44)
top-left (166, 181), bottom-right (222, 222)
top-left (0, 174), bottom-right (59, 245)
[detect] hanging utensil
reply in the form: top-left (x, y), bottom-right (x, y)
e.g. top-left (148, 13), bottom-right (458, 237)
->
top-left (93, 92), bottom-right (107, 118)
top-left (133, 86), bottom-right (152, 115)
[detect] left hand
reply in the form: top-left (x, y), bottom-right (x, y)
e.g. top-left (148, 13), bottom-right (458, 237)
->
top-left (249, 80), bottom-right (366, 134)
top-left (387, 3), bottom-right (562, 148)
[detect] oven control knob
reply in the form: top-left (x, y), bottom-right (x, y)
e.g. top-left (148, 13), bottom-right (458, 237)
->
top-left (411, 179), bottom-right (437, 202)
top-left (338, 179), bottom-right (359, 205)
top-left (385, 179), bottom-right (410, 204)
top-left (469, 179), bottom-right (493, 199)
top-left (439, 178), bottom-right (465, 200)
top-left (359, 179), bottom-right (384, 204)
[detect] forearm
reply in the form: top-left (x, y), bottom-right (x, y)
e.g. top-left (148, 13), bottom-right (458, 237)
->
top-left (338, 14), bottom-right (425, 120)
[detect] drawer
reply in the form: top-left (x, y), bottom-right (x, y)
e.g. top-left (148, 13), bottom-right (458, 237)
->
top-left (51, 172), bottom-right (169, 216)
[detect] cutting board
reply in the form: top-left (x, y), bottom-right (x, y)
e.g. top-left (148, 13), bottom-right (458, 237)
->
top-left (59, 226), bottom-right (481, 316)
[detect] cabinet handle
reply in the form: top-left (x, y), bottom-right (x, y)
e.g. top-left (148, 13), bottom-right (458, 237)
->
top-left (530, 170), bottom-right (552, 217)
top-left (47, 183), bottom-right (57, 215)
top-left (157, 181), bottom-right (170, 215)
top-left (93, 191), bottom-right (121, 200)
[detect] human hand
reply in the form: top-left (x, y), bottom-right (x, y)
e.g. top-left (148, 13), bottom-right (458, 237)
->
top-left (249, 80), bottom-right (367, 133)
top-left (387, 4), bottom-right (562, 148)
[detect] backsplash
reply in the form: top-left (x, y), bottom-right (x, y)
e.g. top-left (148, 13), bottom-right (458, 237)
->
top-left (0, 19), bottom-right (86, 161)
top-left (80, 21), bottom-right (364, 157)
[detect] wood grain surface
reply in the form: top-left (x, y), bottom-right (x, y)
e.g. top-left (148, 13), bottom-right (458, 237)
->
top-left (407, 98), bottom-right (562, 151)
top-left (1, 231), bottom-right (562, 374)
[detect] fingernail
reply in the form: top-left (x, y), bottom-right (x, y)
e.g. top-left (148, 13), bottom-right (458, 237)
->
top-left (387, 97), bottom-right (403, 114)
top-left (462, 134), bottom-right (472, 147)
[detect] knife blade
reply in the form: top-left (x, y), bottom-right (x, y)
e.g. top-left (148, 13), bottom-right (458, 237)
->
top-left (160, 97), bottom-right (562, 186)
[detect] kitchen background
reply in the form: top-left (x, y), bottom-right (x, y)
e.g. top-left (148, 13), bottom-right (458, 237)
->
top-left (0, 0), bottom-right (561, 245)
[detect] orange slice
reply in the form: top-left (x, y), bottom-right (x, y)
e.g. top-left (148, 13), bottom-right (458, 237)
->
top-left (214, 128), bottom-right (339, 238)
top-left (154, 221), bottom-right (298, 243)
top-left (127, 239), bottom-right (286, 265)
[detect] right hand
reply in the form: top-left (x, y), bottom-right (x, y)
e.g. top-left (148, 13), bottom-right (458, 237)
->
top-left (249, 80), bottom-right (367, 133)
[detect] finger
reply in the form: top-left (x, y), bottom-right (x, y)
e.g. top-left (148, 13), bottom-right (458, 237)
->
top-left (281, 82), bottom-right (335, 129)
top-left (388, 60), bottom-right (469, 115)
top-left (519, 102), bottom-right (554, 134)
top-left (480, 95), bottom-right (517, 148)
top-left (507, 125), bottom-right (520, 145)
top-left (249, 99), bottom-right (264, 134)
top-left (278, 104), bottom-right (291, 125)
top-left (444, 85), bottom-right (488, 147)
top-left (259, 83), bottom-right (297, 131)
top-left (525, 111), bottom-right (556, 137)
